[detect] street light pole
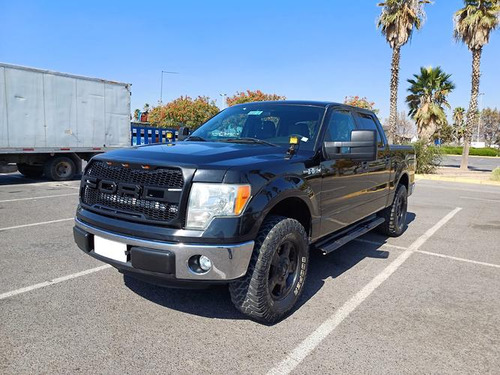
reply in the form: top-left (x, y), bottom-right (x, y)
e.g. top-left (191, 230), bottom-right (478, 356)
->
top-left (160, 70), bottom-right (179, 104)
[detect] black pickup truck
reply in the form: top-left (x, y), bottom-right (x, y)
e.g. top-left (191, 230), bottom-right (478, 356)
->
top-left (73, 101), bottom-right (415, 323)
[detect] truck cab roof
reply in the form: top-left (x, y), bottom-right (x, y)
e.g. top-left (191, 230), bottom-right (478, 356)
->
top-left (229, 100), bottom-right (377, 115)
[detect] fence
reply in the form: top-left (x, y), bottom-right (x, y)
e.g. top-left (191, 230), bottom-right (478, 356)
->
top-left (131, 124), bottom-right (177, 146)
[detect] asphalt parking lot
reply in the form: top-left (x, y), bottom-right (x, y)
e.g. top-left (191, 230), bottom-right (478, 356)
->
top-left (440, 155), bottom-right (500, 172)
top-left (1, 173), bottom-right (499, 374)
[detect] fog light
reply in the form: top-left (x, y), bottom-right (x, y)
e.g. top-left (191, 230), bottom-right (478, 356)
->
top-left (199, 255), bottom-right (212, 272)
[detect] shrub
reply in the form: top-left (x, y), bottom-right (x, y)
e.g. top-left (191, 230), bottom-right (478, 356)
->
top-left (491, 167), bottom-right (500, 182)
top-left (413, 140), bottom-right (442, 174)
top-left (440, 146), bottom-right (499, 157)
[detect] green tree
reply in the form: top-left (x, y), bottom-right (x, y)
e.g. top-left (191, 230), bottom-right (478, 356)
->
top-left (344, 96), bottom-right (379, 113)
top-left (148, 96), bottom-right (220, 130)
top-left (226, 90), bottom-right (286, 106)
top-left (406, 66), bottom-right (455, 143)
top-left (481, 107), bottom-right (500, 146)
top-left (454, 0), bottom-right (500, 170)
top-left (434, 123), bottom-right (454, 144)
top-left (378, 0), bottom-right (431, 143)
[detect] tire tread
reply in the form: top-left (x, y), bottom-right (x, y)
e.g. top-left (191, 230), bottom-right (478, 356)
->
top-left (229, 215), bottom-right (308, 323)
top-left (378, 184), bottom-right (407, 237)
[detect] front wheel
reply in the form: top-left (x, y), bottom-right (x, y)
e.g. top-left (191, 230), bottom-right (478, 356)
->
top-left (229, 215), bottom-right (309, 324)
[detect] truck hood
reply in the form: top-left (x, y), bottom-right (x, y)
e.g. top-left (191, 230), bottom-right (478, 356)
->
top-left (94, 141), bottom-right (307, 171)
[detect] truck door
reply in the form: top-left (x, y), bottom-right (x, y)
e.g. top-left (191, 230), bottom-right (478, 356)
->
top-left (320, 109), bottom-right (365, 236)
top-left (353, 112), bottom-right (392, 216)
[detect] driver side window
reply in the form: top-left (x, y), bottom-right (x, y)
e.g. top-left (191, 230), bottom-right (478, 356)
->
top-left (325, 110), bottom-right (356, 153)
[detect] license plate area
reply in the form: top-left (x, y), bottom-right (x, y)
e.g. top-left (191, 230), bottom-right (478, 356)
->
top-left (94, 235), bottom-right (128, 263)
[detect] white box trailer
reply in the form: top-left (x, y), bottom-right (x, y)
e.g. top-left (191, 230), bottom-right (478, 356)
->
top-left (0, 63), bottom-right (131, 180)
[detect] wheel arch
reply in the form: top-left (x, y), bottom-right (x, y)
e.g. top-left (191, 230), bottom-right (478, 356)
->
top-left (265, 196), bottom-right (312, 237)
top-left (397, 172), bottom-right (409, 191)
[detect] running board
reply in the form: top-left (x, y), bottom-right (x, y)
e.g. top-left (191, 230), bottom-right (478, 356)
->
top-left (316, 216), bottom-right (385, 255)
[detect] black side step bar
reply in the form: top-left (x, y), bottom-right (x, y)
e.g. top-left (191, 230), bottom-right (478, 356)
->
top-left (315, 216), bottom-right (385, 255)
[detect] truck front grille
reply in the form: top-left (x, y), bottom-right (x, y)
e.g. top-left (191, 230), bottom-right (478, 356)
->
top-left (81, 161), bottom-right (184, 224)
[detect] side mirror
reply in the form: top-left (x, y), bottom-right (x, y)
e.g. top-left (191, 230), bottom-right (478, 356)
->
top-left (177, 126), bottom-right (190, 141)
top-left (324, 130), bottom-right (377, 161)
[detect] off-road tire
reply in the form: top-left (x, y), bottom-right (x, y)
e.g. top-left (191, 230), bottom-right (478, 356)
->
top-left (377, 184), bottom-right (408, 237)
top-left (16, 163), bottom-right (44, 179)
top-left (229, 215), bottom-right (309, 324)
top-left (44, 156), bottom-right (76, 181)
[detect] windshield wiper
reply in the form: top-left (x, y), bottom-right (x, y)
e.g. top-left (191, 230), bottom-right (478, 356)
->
top-left (221, 138), bottom-right (279, 147)
top-left (185, 135), bottom-right (207, 142)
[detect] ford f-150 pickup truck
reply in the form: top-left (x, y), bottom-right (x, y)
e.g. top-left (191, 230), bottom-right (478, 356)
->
top-left (73, 101), bottom-right (415, 323)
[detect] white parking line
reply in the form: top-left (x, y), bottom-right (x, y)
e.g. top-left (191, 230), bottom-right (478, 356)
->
top-left (459, 196), bottom-right (500, 203)
top-left (0, 193), bottom-right (78, 203)
top-left (417, 250), bottom-right (500, 269)
top-left (267, 207), bottom-right (462, 375)
top-left (355, 238), bottom-right (500, 269)
top-left (0, 178), bottom-right (80, 189)
top-left (0, 218), bottom-right (74, 232)
top-left (417, 183), bottom-right (500, 195)
top-left (0, 265), bottom-right (112, 301)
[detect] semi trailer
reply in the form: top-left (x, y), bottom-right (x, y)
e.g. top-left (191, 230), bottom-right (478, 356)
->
top-left (0, 63), bottom-right (131, 180)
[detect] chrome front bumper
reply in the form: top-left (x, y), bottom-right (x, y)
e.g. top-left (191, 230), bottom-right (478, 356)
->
top-left (74, 218), bottom-right (254, 281)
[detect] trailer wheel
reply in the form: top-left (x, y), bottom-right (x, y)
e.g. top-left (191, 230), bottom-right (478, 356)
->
top-left (16, 163), bottom-right (44, 179)
top-left (44, 156), bottom-right (76, 181)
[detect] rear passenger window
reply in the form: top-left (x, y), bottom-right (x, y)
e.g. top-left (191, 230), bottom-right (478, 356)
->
top-left (356, 113), bottom-right (383, 146)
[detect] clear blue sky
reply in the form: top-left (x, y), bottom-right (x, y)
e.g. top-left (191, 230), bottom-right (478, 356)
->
top-left (1, 0), bottom-right (499, 122)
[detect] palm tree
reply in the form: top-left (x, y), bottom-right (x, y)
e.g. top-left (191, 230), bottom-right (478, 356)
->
top-left (406, 67), bottom-right (455, 143)
top-left (378, 0), bottom-right (430, 143)
top-left (133, 109), bottom-right (141, 122)
top-left (452, 107), bottom-right (466, 144)
top-left (454, 0), bottom-right (500, 170)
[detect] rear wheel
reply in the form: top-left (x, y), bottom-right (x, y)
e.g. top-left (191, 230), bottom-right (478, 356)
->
top-left (44, 156), bottom-right (77, 181)
top-left (378, 184), bottom-right (408, 237)
top-left (229, 215), bottom-right (309, 323)
top-left (16, 163), bottom-right (44, 179)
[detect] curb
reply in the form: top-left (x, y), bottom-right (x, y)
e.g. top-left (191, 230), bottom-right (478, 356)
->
top-left (415, 174), bottom-right (500, 187)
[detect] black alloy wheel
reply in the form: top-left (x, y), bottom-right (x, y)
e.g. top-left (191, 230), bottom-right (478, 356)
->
top-left (268, 240), bottom-right (300, 301)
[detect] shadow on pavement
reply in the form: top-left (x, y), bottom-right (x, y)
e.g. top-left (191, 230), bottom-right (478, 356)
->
top-left (440, 164), bottom-right (493, 172)
top-left (124, 212), bottom-right (416, 323)
top-left (0, 172), bottom-right (82, 186)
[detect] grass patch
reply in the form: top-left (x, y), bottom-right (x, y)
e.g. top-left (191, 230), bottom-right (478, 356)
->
top-left (440, 146), bottom-right (500, 157)
top-left (491, 168), bottom-right (500, 182)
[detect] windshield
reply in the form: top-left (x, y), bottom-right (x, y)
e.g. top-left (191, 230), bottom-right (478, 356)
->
top-left (190, 103), bottom-right (325, 151)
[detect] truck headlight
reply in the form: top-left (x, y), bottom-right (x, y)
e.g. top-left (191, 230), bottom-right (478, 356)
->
top-left (186, 183), bottom-right (251, 230)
